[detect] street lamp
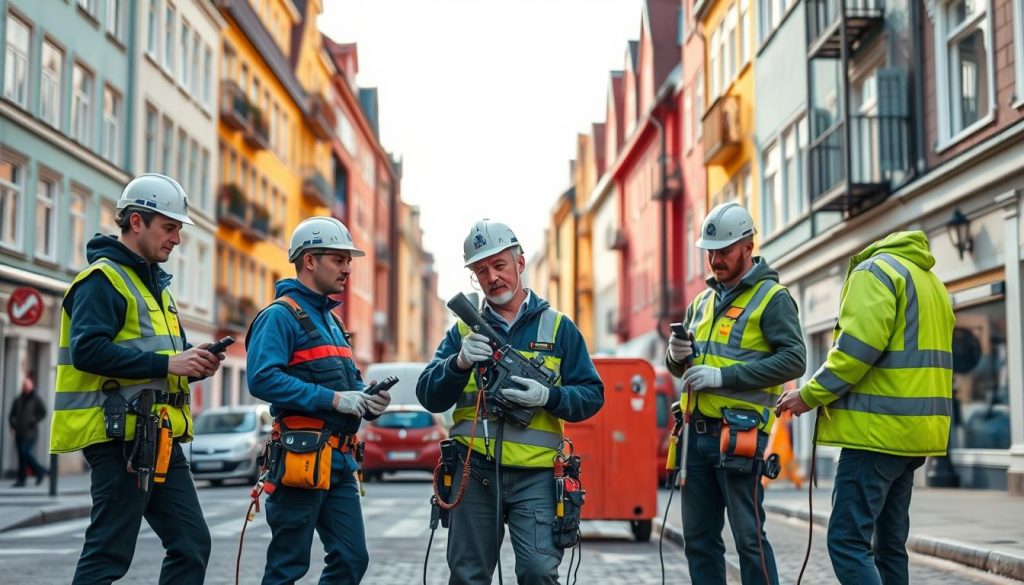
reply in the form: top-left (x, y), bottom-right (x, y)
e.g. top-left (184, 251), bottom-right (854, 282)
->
top-left (946, 208), bottom-right (973, 260)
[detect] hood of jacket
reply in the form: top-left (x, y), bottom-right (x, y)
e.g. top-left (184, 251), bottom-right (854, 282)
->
top-left (85, 234), bottom-right (172, 293)
top-left (847, 231), bottom-right (935, 277)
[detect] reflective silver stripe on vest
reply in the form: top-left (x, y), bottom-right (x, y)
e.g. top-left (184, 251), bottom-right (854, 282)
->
top-left (835, 333), bottom-right (883, 365)
top-left (829, 393), bottom-right (953, 417)
top-left (449, 420), bottom-right (563, 450)
top-left (856, 260), bottom-right (897, 296)
top-left (703, 386), bottom-right (779, 408)
top-left (704, 341), bottom-right (772, 362)
top-left (727, 281), bottom-right (775, 347)
top-left (54, 379), bottom-right (170, 411)
top-left (97, 260), bottom-right (155, 338)
top-left (536, 308), bottom-right (559, 344)
top-left (814, 365), bottom-right (852, 397)
top-left (874, 254), bottom-right (918, 351)
top-left (691, 292), bottom-right (713, 356)
top-left (57, 337), bottom-right (181, 366)
top-left (166, 297), bottom-right (182, 352)
top-left (876, 349), bottom-right (952, 369)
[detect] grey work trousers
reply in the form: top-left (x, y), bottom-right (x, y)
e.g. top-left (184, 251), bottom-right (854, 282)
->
top-left (446, 449), bottom-right (563, 585)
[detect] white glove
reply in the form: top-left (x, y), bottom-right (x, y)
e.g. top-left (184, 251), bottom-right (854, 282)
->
top-left (681, 366), bottom-right (722, 392)
top-left (668, 336), bottom-right (693, 363)
top-left (500, 375), bottom-right (550, 408)
top-left (456, 333), bottom-right (492, 370)
top-left (365, 389), bottom-right (391, 417)
top-left (333, 391), bottom-right (368, 416)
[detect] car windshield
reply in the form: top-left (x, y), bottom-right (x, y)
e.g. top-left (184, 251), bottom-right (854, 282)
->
top-left (195, 412), bottom-right (256, 434)
top-left (374, 411), bottom-right (434, 430)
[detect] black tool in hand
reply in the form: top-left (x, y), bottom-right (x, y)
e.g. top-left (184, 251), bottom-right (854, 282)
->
top-left (670, 323), bottom-right (700, 364)
top-left (206, 336), bottom-right (235, 354)
top-left (365, 376), bottom-right (399, 396)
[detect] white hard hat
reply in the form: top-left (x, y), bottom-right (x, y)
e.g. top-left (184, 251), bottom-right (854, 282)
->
top-left (696, 202), bottom-right (756, 250)
top-left (288, 216), bottom-right (365, 262)
top-left (463, 219), bottom-right (520, 266)
top-left (117, 173), bottom-right (194, 225)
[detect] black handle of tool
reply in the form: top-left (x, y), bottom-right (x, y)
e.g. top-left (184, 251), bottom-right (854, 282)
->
top-left (365, 375), bottom-right (399, 396)
top-left (447, 293), bottom-right (503, 349)
top-left (206, 336), bottom-right (236, 354)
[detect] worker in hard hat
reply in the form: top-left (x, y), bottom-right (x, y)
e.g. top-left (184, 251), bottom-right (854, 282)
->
top-left (416, 219), bottom-right (604, 585)
top-left (246, 216), bottom-right (391, 584)
top-left (51, 173), bottom-right (224, 584)
top-left (665, 202), bottom-right (806, 585)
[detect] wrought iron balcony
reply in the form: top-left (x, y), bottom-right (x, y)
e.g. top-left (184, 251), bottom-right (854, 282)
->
top-left (809, 114), bottom-right (909, 213)
top-left (374, 240), bottom-right (391, 266)
top-left (243, 203), bottom-right (270, 242)
top-left (302, 168), bottom-right (332, 207)
top-left (308, 94), bottom-right (336, 142)
top-left (217, 291), bottom-right (257, 332)
top-left (807, 0), bottom-right (885, 59)
top-left (217, 184), bottom-right (247, 230)
top-left (703, 95), bottom-right (742, 166)
top-left (243, 106), bottom-right (270, 150)
top-left (220, 80), bottom-right (250, 132)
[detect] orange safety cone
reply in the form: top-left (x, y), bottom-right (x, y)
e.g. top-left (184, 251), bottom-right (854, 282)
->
top-left (763, 411), bottom-right (803, 489)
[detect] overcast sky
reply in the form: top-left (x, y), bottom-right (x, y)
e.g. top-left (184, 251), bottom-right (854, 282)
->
top-left (319, 0), bottom-right (644, 302)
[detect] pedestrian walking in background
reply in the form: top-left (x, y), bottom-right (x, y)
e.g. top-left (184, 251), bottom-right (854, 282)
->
top-left (665, 202), bottom-right (806, 585)
top-left (50, 173), bottom-right (224, 584)
top-left (776, 230), bottom-right (955, 585)
top-left (9, 374), bottom-right (47, 486)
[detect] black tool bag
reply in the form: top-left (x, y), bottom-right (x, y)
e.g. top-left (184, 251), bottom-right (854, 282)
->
top-left (553, 454), bottom-right (585, 549)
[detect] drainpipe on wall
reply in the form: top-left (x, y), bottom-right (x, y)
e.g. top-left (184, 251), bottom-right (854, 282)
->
top-left (910, 0), bottom-right (928, 174)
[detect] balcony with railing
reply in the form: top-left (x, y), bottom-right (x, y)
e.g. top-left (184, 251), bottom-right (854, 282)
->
top-left (217, 184), bottom-right (247, 230)
top-left (807, 0), bottom-right (885, 59)
top-left (243, 106), bottom-right (270, 150)
top-left (308, 94), bottom-right (336, 142)
top-left (302, 167), bottom-right (332, 207)
top-left (242, 203), bottom-right (270, 242)
top-left (809, 114), bottom-right (909, 213)
top-left (702, 95), bottom-right (742, 166)
top-left (217, 289), bottom-right (258, 332)
top-left (220, 80), bottom-right (250, 132)
top-left (374, 240), bottom-right (391, 267)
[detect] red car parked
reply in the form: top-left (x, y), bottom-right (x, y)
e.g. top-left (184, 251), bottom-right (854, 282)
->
top-left (359, 405), bottom-right (447, 481)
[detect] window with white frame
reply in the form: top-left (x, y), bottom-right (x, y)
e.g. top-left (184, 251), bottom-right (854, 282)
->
top-left (35, 175), bottom-right (57, 261)
top-left (40, 41), bottom-right (63, 128)
top-left (4, 14), bottom-right (30, 109)
top-left (202, 45), bottom-right (212, 108)
top-left (174, 236), bottom-right (189, 302)
top-left (145, 106), bottom-right (158, 171)
top-left (695, 70), bottom-right (704, 140)
top-left (199, 148), bottom-right (210, 209)
top-left (161, 117), bottom-right (173, 174)
top-left (784, 119), bottom-right (807, 220)
top-left (176, 129), bottom-right (187, 181)
top-left (71, 63), bottom-right (93, 147)
top-left (164, 3), bottom-right (175, 72)
top-left (179, 22), bottom-right (190, 87)
top-left (710, 30), bottom-right (721, 98)
top-left (935, 0), bottom-right (993, 141)
top-left (190, 31), bottom-right (200, 96)
top-left (78, 0), bottom-right (96, 18)
top-left (762, 142), bottom-right (782, 236)
top-left (107, 0), bottom-right (123, 40)
top-left (69, 188), bottom-right (88, 269)
top-left (726, 8), bottom-right (737, 81)
top-left (762, 117), bottom-right (808, 237)
top-left (684, 89), bottom-right (693, 151)
top-left (147, 0), bottom-right (158, 57)
top-left (0, 157), bottom-right (23, 249)
top-left (188, 139), bottom-right (198, 199)
top-left (740, 0), bottom-right (751, 64)
top-left (102, 86), bottom-right (121, 162)
top-left (100, 200), bottom-right (117, 235)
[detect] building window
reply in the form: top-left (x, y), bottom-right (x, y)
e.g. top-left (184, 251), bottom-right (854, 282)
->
top-left (191, 31), bottom-right (200, 96)
top-left (685, 210), bottom-right (696, 280)
top-left (176, 129), bottom-right (187, 181)
top-left (726, 7), bottom-right (737, 81)
top-left (202, 45), bottom-right (212, 108)
top-left (762, 117), bottom-right (808, 237)
top-left (684, 89), bottom-right (693, 151)
top-left (695, 70), bottom-right (704, 140)
top-left (164, 3), bottom-right (175, 72)
top-left (162, 117), bottom-right (173, 174)
top-left (100, 200), bottom-right (117, 235)
top-left (35, 176), bottom-right (57, 261)
top-left (740, 0), bottom-right (751, 64)
top-left (69, 188), bottom-right (87, 269)
top-left (106, 0), bottom-right (123, 40)
top-left (0, 157), bottom-right (23, 250)
top-left (951, 300), bottom-right (1009, 449)
top-left (102, 86), bottom-right (121, 163)
top-left (179, 22), bottom-right (190, 87)
top-left (763, 142), bottom-right (782, 236)
top-left (77, 0), bottom-right (96, 17)
top-left (40, 41), bottom-right (63, 128)
top-left (709, 30), bottom-right (721, 98)
top-left (71, 63), bottom-right (94, 147)
top-left (147, 0), bottom-right (158, 57)
top-left (145, 105), bottom-right (158, 171)
top-left (175, 237), bottom-right (189, 302)
top-left (935, 0), bottom-right (993, 143)
top-left (4, 14), bottom-right (30, 108)
top-left (200, 148), bottom-right (210, 209)
top-left (188, 139), bottom-right (198, 201)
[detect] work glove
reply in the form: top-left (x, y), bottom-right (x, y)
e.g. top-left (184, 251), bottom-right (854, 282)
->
top-left (333, 391), bottom-right (368, 417)
top-left (500, 375), bottom-right (550, 408)
top-left (365, 389), bottom-right (392, 417)
top-left (456, 333), bottom-right (492, 370)
top-left (681, 365), bottom-right (722, 392)
top-left (667, 336), bottom-right (693, 364)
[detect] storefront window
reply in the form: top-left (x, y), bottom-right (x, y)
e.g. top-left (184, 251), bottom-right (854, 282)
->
top-left (951, 300), bottom-right (1009, 449)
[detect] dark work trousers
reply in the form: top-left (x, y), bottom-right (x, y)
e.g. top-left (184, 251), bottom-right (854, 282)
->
top-left (827, 448), bottom-right (926, 585)
top-left (72, 440), bottom-right (211, 585)
top-left (681, 420), bottom-right (778, 585)
top-left (262, 465), bottom-right (368, 585)
top-left (15, 436), bottom-right (47, 483)
top-left (446, 448), bottom-right (563, 585)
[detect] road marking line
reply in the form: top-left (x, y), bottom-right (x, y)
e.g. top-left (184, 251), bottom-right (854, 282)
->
top-left (0, 518), bottom-right (92, 539)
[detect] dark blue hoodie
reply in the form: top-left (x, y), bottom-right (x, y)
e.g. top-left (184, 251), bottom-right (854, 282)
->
top-left (246, 279), bottom-right (369, 471)
top-left (63, 234), bottom-right (184, 380)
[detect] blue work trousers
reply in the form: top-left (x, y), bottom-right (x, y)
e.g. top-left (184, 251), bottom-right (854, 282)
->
top-left (72, 440), bottom-right (211, 585)
top-left (262, 466), bottom-right (368, 585)
top-left (446, 449), bottom-right (563, 585)
top-left (827, 448), bottom-right (925, 585)
top-left (680, 421), bottom-right (778, 585)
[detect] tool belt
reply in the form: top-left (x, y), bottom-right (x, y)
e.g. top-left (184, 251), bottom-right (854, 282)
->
top-left (261, 415), bottom-right (359, 491)
top-left (718, 408), bottom-right (765, 474)
top-left (100, 386), bottom-right (173, 492)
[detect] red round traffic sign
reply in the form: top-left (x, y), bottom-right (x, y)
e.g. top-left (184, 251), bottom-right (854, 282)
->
top-left (8, 286), bottom-right (44, 326)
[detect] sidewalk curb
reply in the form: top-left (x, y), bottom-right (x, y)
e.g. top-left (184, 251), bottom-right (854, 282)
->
top-left (764, 503), bottom-right (1024, 582)
top-left (0, 503), bottom-right (92, 533)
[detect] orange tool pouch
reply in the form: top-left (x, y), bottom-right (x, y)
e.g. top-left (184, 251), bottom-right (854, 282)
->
top-left (154, 408), bottom-right (172, 484)
top-left (718, 408), bottom-right (764, 474)
top-left (275, 415), bottom-right (340, 490)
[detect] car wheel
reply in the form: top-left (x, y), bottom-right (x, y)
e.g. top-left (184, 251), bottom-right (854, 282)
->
top-left (209, 479), bottom-right (224, 487)
top-left (631, 519), bottom-right (653, 542)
